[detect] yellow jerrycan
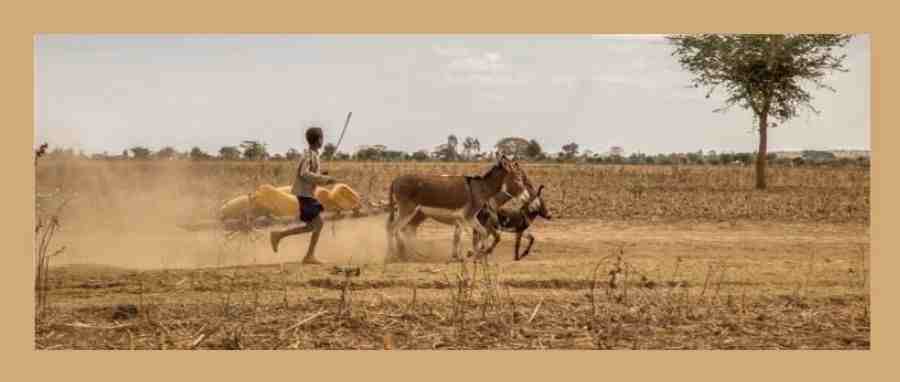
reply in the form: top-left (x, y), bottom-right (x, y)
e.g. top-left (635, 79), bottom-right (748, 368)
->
top-left (220, 186), bottom-right (296, 219)
top-left (316, 183), bottom-right (362, 211)
top-left (271, 185), bottom-right (344, 211)
top-left (220, 193), bottom-right (254, 220)
top-left (277, 184), bottom-right (362, 211)
top-left (221, 183), bottom-right (363, 220)
top-left (255, 184), bottom-right (300, 217)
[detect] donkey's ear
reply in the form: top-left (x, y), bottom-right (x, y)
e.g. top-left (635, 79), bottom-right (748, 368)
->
top-left (537, 184), bottom-right (545, 195)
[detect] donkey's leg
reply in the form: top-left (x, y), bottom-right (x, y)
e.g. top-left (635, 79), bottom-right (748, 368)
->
top-left (398, 212), bottom-right (420, 257)
top-left (472, 215), bottom-right (501, 257)
top-left (467, 217), bottom-right (491, 259)
top-left (475, 226), bottom-right (500, 256)
top-left (404, 211), bottom-right (427, 240)
top-left (484, 225), bottom-right (501, 255)
top-left (451, 223), bottom-right (463, 262)
top-left (514, 231), bottom-right (523, 261)
top-left (519, 233), bottom-right (536, 260)
top-left (469, 226), bottom-right (480, 258)
top-left (385, 208), bottom-right (397, 258)
top-left (385, 204), bottom-right (410, 258)
top-left (462, 218), bottom-right (484, 259)
top-left (390, 204), bottom-right (420, 260)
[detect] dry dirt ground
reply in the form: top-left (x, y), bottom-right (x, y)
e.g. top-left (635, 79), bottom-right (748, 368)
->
top-left (36, 217), bottom-right (869, 350)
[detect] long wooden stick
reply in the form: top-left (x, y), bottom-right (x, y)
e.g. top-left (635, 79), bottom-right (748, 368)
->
top-left (331, 111), bottom-right (353, 159)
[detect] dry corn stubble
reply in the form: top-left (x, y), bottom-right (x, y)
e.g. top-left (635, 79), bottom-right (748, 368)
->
top-left (34, 159), bottom-right (869, 349)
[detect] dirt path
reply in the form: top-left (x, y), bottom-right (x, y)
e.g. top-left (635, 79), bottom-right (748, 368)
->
top-left (41, 218), bottom-right (870, 350)
top-left (52, 217), bottom-right (868, 271)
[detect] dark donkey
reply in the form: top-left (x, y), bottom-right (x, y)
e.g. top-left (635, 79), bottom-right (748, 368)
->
top-left (474, 184), bottom-right (551, 261)
top-left (385, 154), bottom-right (527, 261)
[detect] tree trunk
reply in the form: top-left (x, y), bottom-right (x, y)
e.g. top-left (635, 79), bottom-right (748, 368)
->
top-left (755, 113), bottom-right (768, 190)
top-left (755, 35), bottom-right (782, 191)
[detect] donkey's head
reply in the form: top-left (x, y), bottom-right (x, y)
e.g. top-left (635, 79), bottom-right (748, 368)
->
top-left (478, 152), bottom-right (517, 186)
top-left (526, 185), bottom-right (551, 220)
top-left (506, 161), bottom-right (536, 202)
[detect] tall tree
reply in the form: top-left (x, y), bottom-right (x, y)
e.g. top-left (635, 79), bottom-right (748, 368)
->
top-left (462, 137), bottom-right (477, 160)
top-left (609, 146), bottom-right (625, 158)
top-left (322, 143), bottom-right (338, 158)
top-left (495, 137), bottom-right (530, 158)
top-left (189, 146), bottom-right (211, 161)
top-left (156, 146), bottom-right (178, 159)
top-left (129, 146), bottom-right (152, 160)
top-left (412, 150), bottom-right (430, 161)
top-left (219, 146), bottom-right (241, 160)
top-left (581, 149), bottom-right (595, 162)
top-left (433, 143), bottom-right (457, 161)
top-left (446, 135), bottom-right (459, 161)
top-left (240, 140), bottom-right (269, 160)
top-left (355, 145), bottom-right (387, 161)
top-left (525, 139), bottom-right (543, 160)
top-left (285, 148), bottom-right (301, 161)
top-left (668, 34), bottom-right (852, 189)
top-left (561, 142), bottom-right (579, 159)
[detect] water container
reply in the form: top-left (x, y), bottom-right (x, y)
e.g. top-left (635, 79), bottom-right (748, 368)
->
top-left (220, 183), bottom-right (362, 220)
top-left (220, 193), bottom-right (253, 219)
top-left (329, 183), bottom-right (362, 210)
top-left (274, 184), bottom-right (356, 210)
top-left (255, 184), bottom-right (299, 217)
top-left (275, 183), bottom-right (361, 211)
top-left (314, 187), bottom-right (340, 210)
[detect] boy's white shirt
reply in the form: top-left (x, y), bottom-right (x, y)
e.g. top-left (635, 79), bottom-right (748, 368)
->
top-left (291, 148), bottom-right (333, 197)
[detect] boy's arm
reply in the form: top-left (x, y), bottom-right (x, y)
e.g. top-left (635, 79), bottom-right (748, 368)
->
top-left (298, 155), bottom-right (337, 185)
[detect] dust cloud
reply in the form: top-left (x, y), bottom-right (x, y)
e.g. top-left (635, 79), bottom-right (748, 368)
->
top-left (39, 160), bottom-right (399, 270)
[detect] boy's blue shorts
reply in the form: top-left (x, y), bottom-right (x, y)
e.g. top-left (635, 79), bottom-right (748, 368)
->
top-left (297, 195), bottom-right (324, 223)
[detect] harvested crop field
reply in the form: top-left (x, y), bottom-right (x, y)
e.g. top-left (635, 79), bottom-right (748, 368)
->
top-left (34, 161), bottom-right (870, 350)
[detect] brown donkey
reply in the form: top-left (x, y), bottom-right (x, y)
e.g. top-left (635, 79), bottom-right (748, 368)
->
top-left (399, 161), bottom-right (536, 256)
top-left (385, 154), bottom-right (527, 261)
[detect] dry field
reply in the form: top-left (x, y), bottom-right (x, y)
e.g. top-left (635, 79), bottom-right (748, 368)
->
top-left (34, 160), bottom-right (869, 349)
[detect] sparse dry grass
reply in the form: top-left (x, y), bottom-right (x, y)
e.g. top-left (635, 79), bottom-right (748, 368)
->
top-left (34, 243), bottom-right (870, 350)
top-left (33, 160), bottom-right (869, 350)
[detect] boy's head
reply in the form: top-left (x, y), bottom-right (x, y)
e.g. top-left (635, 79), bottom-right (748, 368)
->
top-left (305, 127), bottom-right (324, 150)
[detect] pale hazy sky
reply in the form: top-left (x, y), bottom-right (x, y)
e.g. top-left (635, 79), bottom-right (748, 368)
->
top-left (34, 34), bottom-right (870, 156)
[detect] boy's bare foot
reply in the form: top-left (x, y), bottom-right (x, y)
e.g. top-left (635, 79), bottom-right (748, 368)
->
top-left (270, 231), bottom-right (281, 253)
top-left (301, 256), bottom-right (325, 265)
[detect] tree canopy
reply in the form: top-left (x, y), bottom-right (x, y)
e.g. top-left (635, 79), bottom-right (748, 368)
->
top-left (668, 34), bottom-right (852, 189)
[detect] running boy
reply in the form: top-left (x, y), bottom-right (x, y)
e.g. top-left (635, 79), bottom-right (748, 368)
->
top-left (270, 126), bottom-right (337, 265)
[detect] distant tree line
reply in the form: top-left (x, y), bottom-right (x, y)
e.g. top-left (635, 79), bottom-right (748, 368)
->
top-left (39, 138), bottom-right (869, 168)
